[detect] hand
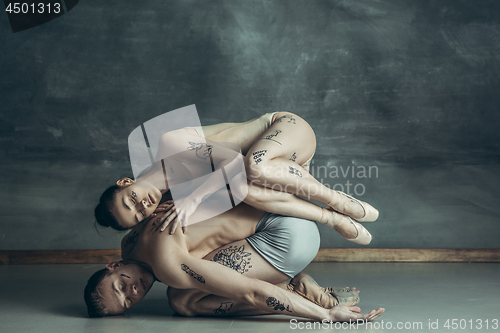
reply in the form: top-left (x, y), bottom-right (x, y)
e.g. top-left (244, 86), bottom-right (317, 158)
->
top-left (166, 196), bottom-right (200, 234)
top-left (327, 305), bottom-right (385, 323)
top-left (149, 201), bottom-right (178, 233)
top-left (154, 200), bottom-right (174, 213)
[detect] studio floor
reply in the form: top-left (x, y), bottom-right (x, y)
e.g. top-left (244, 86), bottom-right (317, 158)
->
top-left (1, 262), bottom-right (499, 333)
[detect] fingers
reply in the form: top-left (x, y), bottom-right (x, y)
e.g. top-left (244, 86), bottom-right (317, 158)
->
top-left (366, 308), bottom-right (385, 321)
top-left (155, 201), bottom-right (174, 213)
top-left (170, 217), bottom-right (179, 234)
top-left (160, 210), bottom-right (178, 232)
top-left (357, 308), bottom-right (385, 322)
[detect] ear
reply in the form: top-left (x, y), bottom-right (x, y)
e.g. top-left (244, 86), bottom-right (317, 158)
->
top-left (116, 178), bottom-right (134, 187)
top-left (105, 261), bottom-right (123, 270)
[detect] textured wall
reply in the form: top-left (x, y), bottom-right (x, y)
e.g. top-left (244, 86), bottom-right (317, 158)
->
top-left (1, 0), bottom-right (499, 250)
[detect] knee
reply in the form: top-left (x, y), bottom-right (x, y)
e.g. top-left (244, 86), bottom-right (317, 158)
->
top-left (244, 155), bottom-right (274, 183)
top-left (167, 288), bottom-right (196, 317)
top-left (243, 154), bottom-right (261, 180)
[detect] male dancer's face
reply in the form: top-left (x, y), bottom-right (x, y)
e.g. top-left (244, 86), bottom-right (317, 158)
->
top-left (97, 261), bottom-right (155, 315)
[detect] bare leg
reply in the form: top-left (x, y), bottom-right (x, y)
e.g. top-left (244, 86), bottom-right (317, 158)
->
top-left (242, 112), bottom-right (378, 242)
top-left (232, 174), bottom-right (359, 240)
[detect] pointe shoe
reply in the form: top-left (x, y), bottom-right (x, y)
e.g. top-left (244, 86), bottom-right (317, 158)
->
top-left (288, 273), bottom-right (360, 308)
top-left (328, 191), bottom-right (379, 222)
top-left (346, 217), bottom-right (373, 245)
top-left (325, 209), bottom-right (373, 245)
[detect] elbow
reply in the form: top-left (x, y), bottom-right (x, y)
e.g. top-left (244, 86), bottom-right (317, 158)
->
top-left (167, 288), bottom-right (196, 317)
top-left (240, 281), bottom-right (260, 307)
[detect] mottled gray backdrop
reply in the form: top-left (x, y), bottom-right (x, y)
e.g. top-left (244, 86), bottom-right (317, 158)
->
top-left (1, 0), bottom-right (499, 250)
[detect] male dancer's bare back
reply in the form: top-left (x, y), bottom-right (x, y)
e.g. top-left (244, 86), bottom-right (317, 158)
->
top-left (117, 197), bottom-right (384, 321)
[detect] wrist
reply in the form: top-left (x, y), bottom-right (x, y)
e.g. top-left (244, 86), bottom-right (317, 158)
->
top-left (190, 193), bottom-right (205, 205)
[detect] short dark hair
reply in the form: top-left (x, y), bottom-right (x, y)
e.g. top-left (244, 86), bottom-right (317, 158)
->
top-left (84, 268), bottom-right (110, 317)
top-left (94, 185), bottom-right (127, 231)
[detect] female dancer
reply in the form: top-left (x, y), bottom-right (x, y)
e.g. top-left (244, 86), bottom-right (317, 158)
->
top-left (95, 112), bottom-right (378, 244)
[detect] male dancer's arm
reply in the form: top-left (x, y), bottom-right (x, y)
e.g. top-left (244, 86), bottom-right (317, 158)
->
top-left (150, 248), bottom-right (330, 321)
top-left (145, 233), bottom-right (381, 322)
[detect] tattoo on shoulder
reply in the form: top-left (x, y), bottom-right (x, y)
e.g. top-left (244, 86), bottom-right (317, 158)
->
top-left (266, 297), bottom-right (292, 312)
top-left (252, 150), bottom-right (267, 165)
top-left (288, 166), bottom-right (302, 178)
top-left (187, 142), bottom-right (213, 160)
top-left (150, 218), bottom-right (161, 234)
top-left (213, 301), bottom-right (233, 315)
top-left (212, 245), bottom-right (252, 274)
top-left (275, 115), bottom-right (296, 124)
top-left (181, 264), bottom-right (206, 284)
top-left (124, 231), bottom-right (140, 247)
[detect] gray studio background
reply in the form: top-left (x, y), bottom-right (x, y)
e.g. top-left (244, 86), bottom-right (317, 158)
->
top-left (1, 0), bottom-right (499, 250)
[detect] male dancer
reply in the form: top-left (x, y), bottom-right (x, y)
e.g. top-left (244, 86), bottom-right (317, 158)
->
top-left (85, 192), bottom-right (384, 322)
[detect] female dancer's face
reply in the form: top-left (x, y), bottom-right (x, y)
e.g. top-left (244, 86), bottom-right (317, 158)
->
top-left (111, 178), bottom-right (162, 229)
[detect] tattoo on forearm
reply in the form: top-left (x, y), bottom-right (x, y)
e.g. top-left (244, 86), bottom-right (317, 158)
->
top-left (181, 264), bottom-right (206, 284)
top-left (124, 231), bottom-right (139, 247)
top-left (266, 297), bottom-right (292, 312)
top-left (275, 115), bottom-right (296, 124)
top-left (187, 142), bottom-right (213, 160)
top-left (289, 152), bottom-right (297, 162)
top-left (213, 301), bottom-right (233, 315)
top-left (252, 150), bottom-right (267, 165)
top-left (288, 166), bottom-right (302, 178)
top-left (212, 245), bottom-right (252, 274)
top-left (260, 130), bottom-right (282, 145)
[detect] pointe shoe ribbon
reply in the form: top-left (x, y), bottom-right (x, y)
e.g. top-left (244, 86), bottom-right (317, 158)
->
top-left (288, 273), bottom-right (360, 308)
top-left (328, 192), bottom-right (379, 222)
top-left (325, 209), bottom-right (373, 245)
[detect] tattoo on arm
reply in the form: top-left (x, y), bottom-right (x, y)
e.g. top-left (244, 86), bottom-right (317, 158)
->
top-left (212, 245), bottom-right (252, 274)
top-left (289, 152), bottom-right (297, 162)
top-left (288, 166), bottom-right (303, 178)
top-left (213, 301), bottom-right (233, 315)
top-left (260, 130), bottom-right (282, 145)
top-left (124, 231), bottom-right (140, 247)
top-left (266, 297), bottom-right (292, 312)
top-left (181, 264), bottom-right (206, 284)
top-left (252, 150), bottom-right (267, 164)
top-left (187, 142), bottom-right (213, 160)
